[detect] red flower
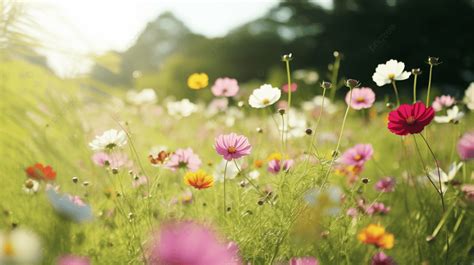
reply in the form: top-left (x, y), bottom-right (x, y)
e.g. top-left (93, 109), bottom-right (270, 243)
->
top-left (388, 102), bottom-right (434, 135)
top-left (25, 163), bottom-right (56, 181)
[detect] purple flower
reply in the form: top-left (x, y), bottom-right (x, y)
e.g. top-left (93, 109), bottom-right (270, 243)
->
top-left (268, 159), bottom-right (294, 174)
top-left (165, 148), bottom-right (202, 171)
top-left (214, 133), bottom-right (252, 161)
top-left (432, 95), bottom-right (455, 112)
top-left (365, 202), bottom-right (390, 215)
top-left (345, 87), bottom-right (376, 110)
top-left (375, 177), bottom-right (396, 193)
top-left (457, 131), bottom-right (474, 161)
top-left (147, 221), bottom-right (241, 265)
top-left (339, 144), bottom-right (374, 166)
top-left (211, 77), bottom-right (239, 97)
top-left (289, 257), bottom-right (319, 265)
top-left (371, 252), bottom-right (396, 265)
top-left (57, 255), bottom-right (91, 265)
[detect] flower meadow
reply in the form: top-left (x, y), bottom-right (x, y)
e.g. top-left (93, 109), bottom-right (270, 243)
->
top-left (1, 54), bottom-right (474, 265)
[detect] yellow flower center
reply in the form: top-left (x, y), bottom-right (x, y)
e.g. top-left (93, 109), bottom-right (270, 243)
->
top-left (356, 97), bottom-right (365, 103)
top-left (406, 116), bottom-right (416, 125)
top-left (3, 241), bottom-right (14, 256)
top-left (261, 98), bottom-right (270, 105)
top-left (388, 73), bottom-right (395, 80)
top-left (354, 154), bottom-right (362, 161)
top-left (227, 146), bottom-right (237, 153)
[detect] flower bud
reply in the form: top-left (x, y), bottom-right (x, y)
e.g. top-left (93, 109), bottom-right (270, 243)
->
top-left (281, 53), bottom-right (293, 62)
top-left (427, 56), bottom-right (441, 66)
top-left (333, 51), bottom-right (342, 59)
top-left (362, 178), bottom-right (369, 184)
top-left (345, 79), bottom-right (360, 89)
top-left (321, 81), bottom-right (332, 90)
top-left (411, 68), bottom-right (422, 75)
top-left (72, 177), bottom-right (78, 183)
top-left (305, 128), bottom-right (313, 135)
top-left (82, 181), bottom-right (90, 187)
top-left (278, 108), bottom-right (286, 115)
top-left (256, 127), bottom-right (263, 133)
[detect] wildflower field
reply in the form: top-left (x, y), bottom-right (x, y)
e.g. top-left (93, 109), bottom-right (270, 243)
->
top-left (1, 2), bottom-right (474, 264)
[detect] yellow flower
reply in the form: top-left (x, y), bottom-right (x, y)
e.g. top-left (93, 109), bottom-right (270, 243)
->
top-left (184, 169), bottom-right (214, 190)
top-left (267, 152), bottom-right (284, 161)
top-left (357, 224), bottom-right (394, 249)
top-left (187, 73), bottom-right (208, 90)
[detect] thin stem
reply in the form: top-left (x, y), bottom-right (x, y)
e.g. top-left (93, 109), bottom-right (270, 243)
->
top-left (285, 59), bottom-right (292, 151)
top-left (391, 80), bottom-right (400, 106)
top-left (223, 160), bottom-right (228, 215)
top-left (309, 86), bottom-right (327, 152)
top-left (413, 74), bottom-right (418, 103)
top-left (412, 135), bottom-right (441, 194)
top-left (426, 64), bottom-right (433, 106)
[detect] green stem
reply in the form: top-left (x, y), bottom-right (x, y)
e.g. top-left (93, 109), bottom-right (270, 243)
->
top-left (285, 59), bottom-right (292, 151)
top-left (391, 80), bottom-right (400, 106)
top-left (413, 74), bottom-right (418, 103)
top-left (223, 160), bottom-right (228, 215)
top-left (426, 64), bottom-right (433, 106)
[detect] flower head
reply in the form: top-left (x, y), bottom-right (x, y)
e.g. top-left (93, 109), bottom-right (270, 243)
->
top-left (461, 184), bottom-right (474, 203)
top-left (147, 221), bottom-right (240, 265)
top-left (345, 87), bottom-right (375, 110)
top-left (25, 163), bottom-right (56, 181)
top-left (248, 84), bottom-right (281, 108)
top-left (371, 252), bottom-right (396, 265)
top-left (0, 228), bottom-right (42, 264)
top-left (167, 98), bottom-right (198, 118)
top-left (92, 152), bottom-right (131, 169)
top-left (165, 148), bottom-right (202, 172)
top-left (282, 83), bottom-right (298, 93)
top-left (214, 159), bottom-right (240, 182)
top-left (339, 144), bottom-right (374, 167)
top-left (375, 177), bottom-right (396, 193)
top-left (89, 129), bottom-right (127, 151)
top-left (372, 59), bottom-right (411, 86)
top-left (187, 73), bottom-right (209, 90)
top-left (463, 82), bottom-right (474, 110)
top-left (23, 179), bottom-right (40, 194)
top-left (47, 188), bottom-right (93, 223)
top-left (126, 88), bottom-right (157, 105)
top-left (289, 257), bottom-right (319, 265)
top-left (57, 255), bottom-right (91, 265)
top-left (387, 102), bottom-right (434, 135)
top-left (365, 202), bottom-right (391, 215)
top-left (184, 169), bottom-right (214, 190)
top-left (432, 95), bottom-right (455, 112)
top-left (357, 224), bottom-right (394, 249)
top-left (457, 131), bottom-right (474, 161)
top-left (211, 77), bottom-right (239, 97)
top-left (434, 106), bottom-right (464, 124)
top-left (268, 158), bottom-right (294, 174)
top-left (148, 148), bottom-right (170, 166)
top-left (214, 133), bottom-right (252, 161)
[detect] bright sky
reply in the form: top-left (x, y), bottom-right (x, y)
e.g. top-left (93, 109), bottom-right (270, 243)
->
top-left (20, 0), bottom-right (330, 77)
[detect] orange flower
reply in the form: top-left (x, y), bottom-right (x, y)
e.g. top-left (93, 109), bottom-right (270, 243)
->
top-left (184, 170), bottom-right (214, 190)
top-left (25, 163), bottom-right (56, 181)
top-left (187, 73), bottom-right (208, 90)
top-left (149, 150), bottom-right (170, 165)
top-left (357, 224), bottom-right (394, 249)
top-left (254, 159), bottom-right (264, 168)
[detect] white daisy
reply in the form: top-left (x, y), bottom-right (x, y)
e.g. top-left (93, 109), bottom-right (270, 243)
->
top-left (464, 82), bottom-right (474, 110)
top-left (434, 106), bottom-right (465, 123)
top-left (22, 179), bottom-right (40, 195)
top-left (126, 88), bottom-right (157, 105)
top-left (248, 84), bottom-right (281, 108)
top-left (89, 129), bottom-right (127, 151)
top-left (166, 98), bottom-right (197, 118)
top-left (0, 228), bottom-right (42, 264)
top-left (372, 59), bottom-right (411, 86)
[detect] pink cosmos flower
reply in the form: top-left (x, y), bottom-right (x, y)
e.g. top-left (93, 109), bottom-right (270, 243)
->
top-left (289, 257), bottom-right (319, 265)
top-left (461, 184), bottom-right (474, 203)
top-left (211, 77), bottom-right (239, 97)
top-left (147, 221), bottom-right (241, 265)
top-left (91, 152), bottom-right (131, 169)
top-left (268, 159), bottom-right (294, 174)
top-left (345, 87), bottom-right (376, 110)
top-left (57, 255), bottom-right (91, 265)
top-left (346, 207), bottom-right (358, 218)
top-left (282, 83), bottom-right (298, 93)
top-left (165, 148), bottom-right (202, 172)
top-left (371, 252), bottom-right (396, 265)
top-left (339, 144), bottom-right (374, 166)
top-left (365, 202), bottom-right (390, 215)
top-left (209, 98), bottom-right (229, 112)
top-left (215, 133), bottom-right (252, 161)
top-left (457, 131), bottom-right (474, 161)
top-left (432, 95), bottom-right (455, 112)
top-left (375, 177), bottom-right (396, 193)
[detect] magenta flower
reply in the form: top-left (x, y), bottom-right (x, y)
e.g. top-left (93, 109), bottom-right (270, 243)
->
top-left (282, 83), bottom-right (298, 93)
top-left (268, 159), bottom-right (294, 174)
top-left (371, 252), bottom-right (396, 265)
top-left (57, 255), bottom-right (91, 265)
top-left (339, 144), bottom-right (374, 166)
top-left (147, 221), bottom-right (241, 265)
top-left (289, 257), bottom-right (319, 265)
top-left (432, 95), bottom-right (455, 112)
top-left (457, 131), bottom-right (474, 161)
top-left (345, 87), bottom-right (375, 110)
top-left (215, 133), bottom-right (252, 161)
top-left (375, 177), bottom-right (396, 193)
top-left (365, 202), bottom-right (391, 215)
top-left (165, 148), bottom-right (202, 171)
top-left (211, 77), bottom-right (239, 97)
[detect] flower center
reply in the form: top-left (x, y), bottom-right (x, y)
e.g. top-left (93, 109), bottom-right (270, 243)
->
top-left (388, 73), bottom-right (395, 80)
top-left (106, 143), bottom-right (117, 149)
top-left (227, 146), bottom-right (237, 153)
top-left (261, 98), bottom-right (270, 105)
top-left (178, 161), bottom-right (188, 169)
top-left (354, 154), bottom-right (363, 161)
top-left (406, 116), bottom-right (416, 125)
top-left (356, 97), bottom-right (365, 103)
top-left (25, 180), bottom-right (34, 189)
top-left (3, 241), bottom-right (14, 256)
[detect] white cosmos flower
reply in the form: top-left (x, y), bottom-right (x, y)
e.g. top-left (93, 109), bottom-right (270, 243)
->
top-left (248, 170), bottom-right (260, 180)
top-left (213, 159), bottom-right (241, 182)
top-left (372, 59), bottom-right (411, 86)
top-left (275, 108), bottom-right (308, 139)
top-left (301, 96), bottom-right (337, 114)
top-left (0, 228), bottom-right (42, 264)
top-left (428, 162), bottom-right (463, 194)
top-left (22, 179), bottom-right (40, 194)
top-left (464, 82), bottom-right (474, 110)
top-left (434, 106), bottom-right (464, 123)
top-left (89, 129), bottom-right (127, 151)
top-left (126, 88), bottom-right (157, 105)
top-left (248, 84), bottom-right (281, 108)
top-left (167, 98), bottom-right (197, 118)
